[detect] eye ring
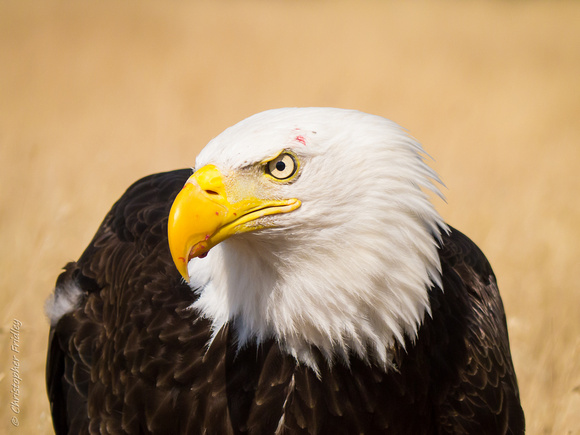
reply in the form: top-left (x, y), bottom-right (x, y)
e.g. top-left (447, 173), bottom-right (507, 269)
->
top-left (265, 153), bottom-right (298, 180)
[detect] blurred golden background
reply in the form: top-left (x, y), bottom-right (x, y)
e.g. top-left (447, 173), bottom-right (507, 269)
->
top-left (1, 1), bottom-right (579, 433)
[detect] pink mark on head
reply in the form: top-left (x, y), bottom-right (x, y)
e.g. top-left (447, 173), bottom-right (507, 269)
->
top-left (215, 211), bottom-right (220, 216)
top-left (178, 256), bottom-right (186, 263)
top-left (295, 135), bottom-right (306, 146)
top-left (204, 234), bottom-right (210, 241)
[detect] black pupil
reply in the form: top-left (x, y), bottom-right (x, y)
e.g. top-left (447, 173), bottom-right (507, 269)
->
top-left (275, 161), bottom-right (286, 172)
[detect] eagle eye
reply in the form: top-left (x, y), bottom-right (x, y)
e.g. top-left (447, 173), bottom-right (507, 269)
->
top-left (266, 153), bottom-right (297, 180)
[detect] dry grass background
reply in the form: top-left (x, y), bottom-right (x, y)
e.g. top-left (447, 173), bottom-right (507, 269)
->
top-left (1, 0), bottom-right (579, 433)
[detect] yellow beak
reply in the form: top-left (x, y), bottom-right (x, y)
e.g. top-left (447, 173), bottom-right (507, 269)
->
top-left (167, 165), bottom-right (301, 281)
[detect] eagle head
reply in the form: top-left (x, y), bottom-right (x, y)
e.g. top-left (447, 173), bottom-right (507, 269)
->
top-left (168, 107), bottom-right (446, 371)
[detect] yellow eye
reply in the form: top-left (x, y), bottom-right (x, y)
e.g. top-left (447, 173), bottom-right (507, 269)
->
top-left (266, 153), bottom-right (297, 180)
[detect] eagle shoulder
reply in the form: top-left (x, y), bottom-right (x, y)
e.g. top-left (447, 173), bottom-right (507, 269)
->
top-left (429, 227), bottom-right (525, 434)
top-left (46, 169), bottom-right (236, 434)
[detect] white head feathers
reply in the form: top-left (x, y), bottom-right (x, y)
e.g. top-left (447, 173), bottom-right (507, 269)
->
top-left (187, 107), bottom-right (447, 372)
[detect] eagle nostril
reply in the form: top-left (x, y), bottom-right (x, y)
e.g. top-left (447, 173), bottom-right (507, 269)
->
top-left (205, 190), bottom-right (219, 196)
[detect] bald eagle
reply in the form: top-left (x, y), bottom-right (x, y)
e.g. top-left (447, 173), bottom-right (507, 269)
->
top-left (46, 108), bottom-right (524, 434)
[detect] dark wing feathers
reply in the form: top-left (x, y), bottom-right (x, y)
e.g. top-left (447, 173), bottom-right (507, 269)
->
top-left (433, 228), bottom-right (525, 434)
top-left (47, 171), bottom-right (524, 434)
